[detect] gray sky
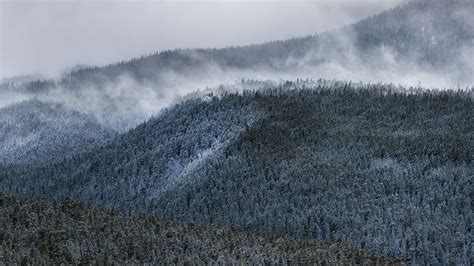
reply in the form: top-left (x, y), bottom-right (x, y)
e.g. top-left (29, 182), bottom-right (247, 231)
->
top-left (0, 0), bottom-right (401, 79)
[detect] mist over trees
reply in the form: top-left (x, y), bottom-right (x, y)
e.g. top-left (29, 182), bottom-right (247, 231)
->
top-left (0, 99), bottom-right (114, 166)
top-left (0, 0), bottom-right (473, 264)
top-left (0, 0), bottom-right (472, 131)
top-left (57, 0), bottom-right (473, 88)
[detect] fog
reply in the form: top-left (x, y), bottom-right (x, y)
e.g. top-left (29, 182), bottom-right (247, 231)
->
top-left (0, 0), bottom-right (401, 79)
top-left (1, 0), bottom-right (473, 131)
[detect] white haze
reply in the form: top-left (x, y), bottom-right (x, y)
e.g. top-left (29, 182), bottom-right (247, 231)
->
top-left (3, 47), bottom-right (471, 132)
top-left (1, 0), bottom-right (473, 131)
top-left (2, 33), bottom-right (473, 130)
top-left (0, 0), bottom-right (402, 79)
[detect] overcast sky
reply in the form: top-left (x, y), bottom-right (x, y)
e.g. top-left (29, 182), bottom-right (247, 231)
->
top-left (0, 0), bottom-right (401, 79)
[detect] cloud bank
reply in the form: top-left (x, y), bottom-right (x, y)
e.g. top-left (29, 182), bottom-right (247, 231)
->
top-left (0, 0), bottom-right (401, 78)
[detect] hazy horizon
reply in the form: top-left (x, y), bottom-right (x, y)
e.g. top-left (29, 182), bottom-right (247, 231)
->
top-left (0, 0), bottom-right (402, 79)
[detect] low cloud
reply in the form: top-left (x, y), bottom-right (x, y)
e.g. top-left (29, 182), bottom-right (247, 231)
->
top-left (1, 0), bottom-right (472, 131)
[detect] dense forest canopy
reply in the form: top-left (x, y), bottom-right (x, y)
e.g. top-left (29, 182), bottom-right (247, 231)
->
top-left (0, 0), bottom-right (473, 264)
top-left (1, 82), bottom-right (472, 264)
top-left (1, 193), bottom-right (399, 264)
top-left (0, 99), bottom-right (114, 166)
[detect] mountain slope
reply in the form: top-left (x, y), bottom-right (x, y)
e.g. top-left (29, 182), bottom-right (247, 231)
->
top-left (60, 0), bottom-right (473, 88)
top-left (352, 0), bottom-right (474, 65)
top-left (1, 82), bottom-right (472, 264)
top-left (0, 94), bottom-right (261, 203)
top-left (0, 193), bottom-right (399, 265)
top-left (1, 0), bottom-right (472, 130)
top-left (0, 99), bottom-right (114, 165)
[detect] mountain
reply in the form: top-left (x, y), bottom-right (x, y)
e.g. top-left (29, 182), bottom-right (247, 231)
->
top-left (1, 82), bottom-right (472, 264)
top-left (1, 0), bottom-right (472, 130)
top-left (0, 193), bottom-right (400, 265)
top-left (352, 0), bottom-right (473, 66)
top-left (58, 0), bottom-right (473, 88)
top-left (0, 90), bottom-right (261, 199)
top-left (0, 99), bottom-right (114, 165)
top-left (0, 0), bottom-right (472, 264)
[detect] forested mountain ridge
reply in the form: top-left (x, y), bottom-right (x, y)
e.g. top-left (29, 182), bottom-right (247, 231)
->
top-left (1, 82), bottom-right (472, 264)
top-left (0, 99), bottom-right (114, 165)
top-left (351, 0), bottom-right (473, 66)
top-left (0, 0), bottom-right (472, 264)
top-left (7, 0), bottom-right (474, 90)
top-left (57, 0), bottom-right (473, 88)
top-left (0, 94), bottom-right (261, 202)
top-left (0, 0), bottom-right (472, 131)
top-left (0, 193), bottom-right (401, 264)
